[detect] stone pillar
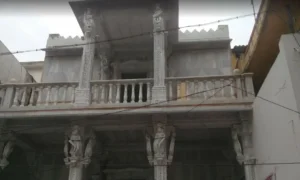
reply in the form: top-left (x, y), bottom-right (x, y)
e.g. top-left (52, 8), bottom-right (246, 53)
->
top-left (232, 112), bottom-right (256, 180)
top-left (145, 116), bottom-right (176, 180)
top-left (75, 8), bottom-right (96, 106)
top-left (64, 125), bottom-right (96, 180)
top-left (240, 112), bottom-right (256, 180)
top-left (152, 4), bottom-right (167, 102)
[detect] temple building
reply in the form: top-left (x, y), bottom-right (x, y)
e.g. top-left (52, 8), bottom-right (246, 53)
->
top-left (0, 0), bottom-right (256, 180)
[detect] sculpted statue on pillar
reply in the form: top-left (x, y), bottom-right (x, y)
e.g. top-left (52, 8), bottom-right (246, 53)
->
top-left (83, 8), bottom-right (95, 38)
top-left (0, 133), bottom-right (16, 169)
top-left (153, 4), bottom-right (164, 32)
top-left (145, 122), bottom-right (176, 166)
top-left (231, 125), bottom-right (244, 165)
top-left (64, 125), bottom-right (96, 168)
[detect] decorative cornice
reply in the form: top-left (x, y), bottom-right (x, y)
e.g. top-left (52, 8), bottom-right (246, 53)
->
top-left (178, 25), bottom-right (230, 42)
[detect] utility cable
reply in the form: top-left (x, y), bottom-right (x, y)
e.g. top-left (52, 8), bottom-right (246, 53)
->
top-left (0, 84), bottom-right (227, 136)
top-left (0, 10), bottom-right (274, 56)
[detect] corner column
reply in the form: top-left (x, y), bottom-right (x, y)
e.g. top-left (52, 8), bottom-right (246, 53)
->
top-left (75, 8), bottom-right (96, 106)
top-left (146, 115), bottom-right (176, 180)
top-left (231, 112), bottom-right (256, 180)
top-left (64, 125), bottom-right (96, 180)
top-left (240, 112), bottom-right (256, 180)
top-left (152, 4), bottom-right (167, 102)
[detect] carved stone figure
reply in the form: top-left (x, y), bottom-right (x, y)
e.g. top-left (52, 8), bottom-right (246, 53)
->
top-left (0, 140), bottom-right (15, 169)
top-left (83, 8), bottom-right (95, 37)
top-left (69, 126), bottom-right (83, 159)
top-left (153, 4), bottom-right (164, 32)
top-left (145, 123), bottom-right (176, 166)
top-left (153, 123), bottom-right (167, 159)
top-left (232, 126), bottom-right (244, 165)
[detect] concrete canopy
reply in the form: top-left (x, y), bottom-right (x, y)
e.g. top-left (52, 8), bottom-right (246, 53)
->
top-left (69, 0), bottom-right (179, 53)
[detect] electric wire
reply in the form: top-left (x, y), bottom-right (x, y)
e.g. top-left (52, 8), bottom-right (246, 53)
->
top-left (0, 10), bottom-right (279, 56)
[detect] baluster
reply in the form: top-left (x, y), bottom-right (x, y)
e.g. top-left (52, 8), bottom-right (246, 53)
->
top-left (46, 86), bottom-right (51, 105)
top-left (212, 80), bottom-right (216, 97)
top-left (186, 80), bottom-right (190, 100)
top-left (20, 87), bottom-right (27, 107)
top-left (198, 81), bottom-right (203, 98)
top-left (220, 79), bottom-right (225, 97)
top-left (131, 83), bottom-right (135, 103)
top-left (37, 86), bottom-right (43, 105)
top-left (71, 85), bottom-right (76, 104)
top-left (62, 85), bottom-right (68, 103)
top-left (168, 81), bottom-right (173, 101)
top-left (138, 83), bottom-right (143, 103)
top-left (12, 87), bottom-right (20, 107)
top-left (116, 83), bottom-right (120, 103)
top-left (99, 85), bottom-right (105, 104)
top-left (193, 80), bottom-right (198, 99)
top-left (0, 88), bottom-right (4, 105)
top-left (147, 82), bottom-right (151, 102)
top-left (108, 83), bottom-right (113, 103)
top-left (92, 84), bottom-right (99, 104)
top-left (203, 80), bottom-right (208, 99)
top-left (54, 85), bottom-right (59, 105)
top-left (29, 86), bottom-right (36, 106)
top-left (230, 78), bottom-right (235, 98)
top-left (124, 83), bottom-right (128, 103)
top-left (177, 81), bottom-right (181, 101)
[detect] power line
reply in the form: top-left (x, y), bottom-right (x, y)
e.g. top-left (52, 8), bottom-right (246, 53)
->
top-left (0, 11), bottom-right (264, 56)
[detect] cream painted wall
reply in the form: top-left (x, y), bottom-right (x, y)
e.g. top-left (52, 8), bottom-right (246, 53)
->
top-left (253, 34), bottom-right (300, 180)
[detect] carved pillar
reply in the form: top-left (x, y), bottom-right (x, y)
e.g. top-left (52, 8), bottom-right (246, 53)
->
top-left (152, 4), bottom-right (167, 102)
top-left (231, 112), bottom-right (256, 180)
top-left (146, 116), bottom-right (176, 180)
top-left (75, 8), bottom-right (96, 106)
top-left (64, 125), bottom-right (96, 180)
top-left (240, 112), bottom-right (256, 180)
top-left (0, 131), bottom-right (16, 170)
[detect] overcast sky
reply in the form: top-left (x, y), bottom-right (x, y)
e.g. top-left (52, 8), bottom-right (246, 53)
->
top-left (0, 0), bottom-right (261, 62)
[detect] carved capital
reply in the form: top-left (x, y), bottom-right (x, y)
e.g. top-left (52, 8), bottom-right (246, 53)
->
top-left (83, 8), bottom-right (96, 37)
top-left (146, 119), bottom-right (176, 166)
top-left (64, 125), bottom-right (96, 168)
top-left (0, 133), bottom-right (16, 169)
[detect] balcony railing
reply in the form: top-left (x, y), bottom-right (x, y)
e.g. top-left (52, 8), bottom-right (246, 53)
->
top-left (90, 79), bottom-right (153, 104)
top-left (166, 73), bottom-right (254, 102)
top-left (0, 74), bottom-right (254, 110)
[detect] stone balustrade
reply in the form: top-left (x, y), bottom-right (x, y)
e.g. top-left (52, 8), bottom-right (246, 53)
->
top-left (0, 74), bottom-right (254, 109)
top-left (166, 73), bottom-right (254, 102)
top-left (0, 82), bottom-right (78, 107)
top-left (91, 79), bottom-right (153, 104)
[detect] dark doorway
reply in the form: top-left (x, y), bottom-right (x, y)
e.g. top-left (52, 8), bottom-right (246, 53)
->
top-left (120, 73), bottom-right (148, 103)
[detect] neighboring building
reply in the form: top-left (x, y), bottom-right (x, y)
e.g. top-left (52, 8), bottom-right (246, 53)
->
top-left (253, 33), bottom-right (300, 180)
top-left (0, 1), bottom-right (255, 180)
top-left (21, 61), bottom-right (44, 83)
top-left (233, 0), bottom-right (300, 93)
top-left (0, 41), bottom-right (33, 84)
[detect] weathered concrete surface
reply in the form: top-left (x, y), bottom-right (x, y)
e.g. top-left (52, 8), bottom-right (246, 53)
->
top-left (253, 34), bottom-right (300, 180)
top-left (41, 55), bottom-right (101, 83)
top-left (0, 41), bottom-right (32, 83)
top-left (21, 61), bottom-right (44, 83)
top-left (168, 48), bottom-right (231, 77)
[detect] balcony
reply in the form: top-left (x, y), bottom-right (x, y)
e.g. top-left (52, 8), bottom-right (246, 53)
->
top-left (0, 73), bottom-right (254, 118)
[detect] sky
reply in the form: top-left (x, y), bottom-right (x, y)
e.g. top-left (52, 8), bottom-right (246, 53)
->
top-left (0, 0), bottom-right (261, 62)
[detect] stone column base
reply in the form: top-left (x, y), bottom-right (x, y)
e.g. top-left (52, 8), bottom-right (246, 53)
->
top-left (74, 88), bottom-right (91, 107)
top-left (151, 86), bottom-right (167, 103)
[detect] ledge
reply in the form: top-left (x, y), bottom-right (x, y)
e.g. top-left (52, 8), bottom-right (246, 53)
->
top-left (0, 100), bottom-right (253, 119)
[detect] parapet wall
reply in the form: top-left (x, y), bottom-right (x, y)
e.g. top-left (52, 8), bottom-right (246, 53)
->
top-left (178, 25), bottom-right (230, 42)
top-left (46, 34), bottom-right (84, 49)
